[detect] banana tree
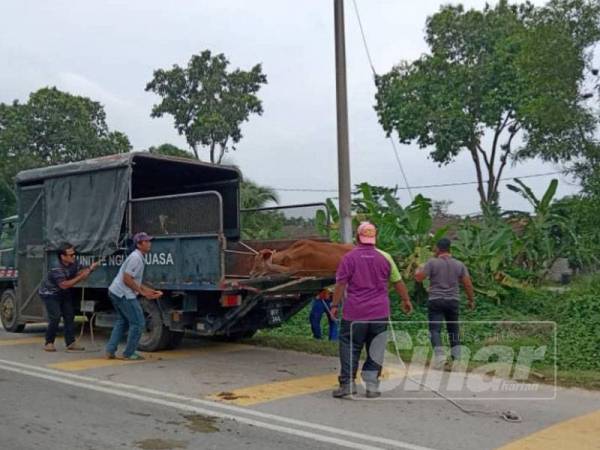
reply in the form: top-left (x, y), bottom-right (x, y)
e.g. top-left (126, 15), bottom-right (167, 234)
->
top-left (452, 218), bottom-right (525, 303)
top-left (506, 178), bottom-right (577, 280)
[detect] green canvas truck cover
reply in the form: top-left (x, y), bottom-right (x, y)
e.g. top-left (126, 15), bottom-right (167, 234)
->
top-left (16, 153), bottom-right (241, 257)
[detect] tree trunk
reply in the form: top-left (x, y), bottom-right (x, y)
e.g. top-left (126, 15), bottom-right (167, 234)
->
top-left (217, 145), bottom-right (225, 165)
top-left (209, 142), bottom-right (216, 163)
top-left (469, 145), bottom-right (488, 209)
top-left (191, 144), bottom-right (199, 160)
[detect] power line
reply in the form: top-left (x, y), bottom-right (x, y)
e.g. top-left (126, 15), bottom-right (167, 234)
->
top-left (350, 0), bottom-right (414, 200)
top-left (350, 0), bottom-right (376, 74)
top-left (271, 170), bottom-right (569, 193)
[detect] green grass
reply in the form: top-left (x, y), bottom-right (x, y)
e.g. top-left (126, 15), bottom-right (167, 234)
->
top-left (242, 275), bottom-right (600, 390)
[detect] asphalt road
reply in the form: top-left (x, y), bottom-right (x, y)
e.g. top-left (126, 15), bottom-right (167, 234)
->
top-left (0, 369), bottom-right (337, 450)
top-left (1, 325), bottom-right (599, 450)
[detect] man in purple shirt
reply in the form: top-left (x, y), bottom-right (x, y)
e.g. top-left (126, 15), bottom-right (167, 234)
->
top-left (330, 222), bottom-right (413, 398)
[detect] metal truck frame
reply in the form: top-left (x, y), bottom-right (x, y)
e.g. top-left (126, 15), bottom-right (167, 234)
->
top-left (0, 153), bottom-right (333, 351)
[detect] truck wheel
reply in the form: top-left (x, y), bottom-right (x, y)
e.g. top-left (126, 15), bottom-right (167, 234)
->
top-left (164, 331), bottom-right (184, 350)
top-left (1, 289), bottom-right (25, 333)
top-left (138, 299), bottom-right (170, 352)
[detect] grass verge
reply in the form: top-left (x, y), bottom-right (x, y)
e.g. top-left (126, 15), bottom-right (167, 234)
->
top-left (241, 275), bottom-right (600, 390)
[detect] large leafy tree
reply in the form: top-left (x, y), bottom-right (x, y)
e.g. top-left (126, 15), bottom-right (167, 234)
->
top-left (375, 0), bottom-right (600, 209)
top-left (146, 50), bottom-right (267, 164)
top-left (148, 143), bottom-right (194, 159)
top-left (0, 87), bottom-right (131, 216)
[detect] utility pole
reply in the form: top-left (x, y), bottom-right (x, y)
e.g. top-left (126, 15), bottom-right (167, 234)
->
top-left (334, 0), bottom-right (353, 244)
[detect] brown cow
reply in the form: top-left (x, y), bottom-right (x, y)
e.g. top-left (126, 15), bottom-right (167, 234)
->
top-left (249, 240), bottom-right (353, 277)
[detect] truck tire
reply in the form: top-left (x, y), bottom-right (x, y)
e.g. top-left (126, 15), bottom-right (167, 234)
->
top-left (1, 289), bottom-right (25, 333)
top-left (164, 331), bottom-right (185, 350)
top-left (138, 299), bottom-right (171, 352)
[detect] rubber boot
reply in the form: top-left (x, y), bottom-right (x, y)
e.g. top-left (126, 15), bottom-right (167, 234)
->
top-left (362, 372), bottom-right (381, 398)
top-left (332, 377), bottom-right (357, 398)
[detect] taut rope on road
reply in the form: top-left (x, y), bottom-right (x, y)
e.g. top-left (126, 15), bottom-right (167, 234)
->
top-left (387, 319), bottom-right (522, 423)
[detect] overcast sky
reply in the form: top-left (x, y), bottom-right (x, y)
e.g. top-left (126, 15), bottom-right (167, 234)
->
top-left (1, 0), bottom-right (593, 214)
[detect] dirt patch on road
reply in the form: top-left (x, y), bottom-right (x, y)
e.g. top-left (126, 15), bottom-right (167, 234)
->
top-left (134, 438), bottom-right (188, 449)
top-left (216, 391), bottom-right (249, 401)
top-left (181, 414), bottom-right (219, 433)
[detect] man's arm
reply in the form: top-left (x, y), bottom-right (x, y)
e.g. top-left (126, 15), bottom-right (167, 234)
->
top-left (414, 265), bottom-right (427, 283)
top-left (123, 273), bottom-right (162, 299)
top-left (58, 262), bottom-right (100, 290)
top-left (462, 275), bottom-right (475, 310)
top-left (329, 282), bottom-right (347, 319)
top-left (393, 281), bottom-right (413, 314)
top-left (58, 269), bottom-right (91, 289)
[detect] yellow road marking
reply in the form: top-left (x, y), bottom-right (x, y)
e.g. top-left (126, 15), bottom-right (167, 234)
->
top-left (0, 337), bottom-right (43, 346)
top-left (207, 366), bottom-right (420, 406)
top-left (47, 357), bottom-right (142, 371)
top-left (496, 409), bottom-right (600, 450)
top-left (47, 343), bottom-right (249, 372)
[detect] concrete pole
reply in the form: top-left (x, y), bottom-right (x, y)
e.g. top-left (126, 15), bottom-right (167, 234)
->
top-left (334, 0), bottom-right (353, 244)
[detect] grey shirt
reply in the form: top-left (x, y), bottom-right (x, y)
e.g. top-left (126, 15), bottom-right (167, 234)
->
top-left (109, 250), bottom-right (145, 299)
top-left (423, 255), bottom-right (469, 301)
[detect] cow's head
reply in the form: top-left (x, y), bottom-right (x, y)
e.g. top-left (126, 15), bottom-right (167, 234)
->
top-left (249, 249), bottom-right (275, 278)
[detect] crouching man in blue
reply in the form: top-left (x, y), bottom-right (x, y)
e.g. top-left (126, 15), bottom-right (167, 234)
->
top-left (105, 232), bottom-right (163, 361)
top-left (309, 289), bottom-right (338, 341)
top-left (39, 243), bottom-right (99, 352)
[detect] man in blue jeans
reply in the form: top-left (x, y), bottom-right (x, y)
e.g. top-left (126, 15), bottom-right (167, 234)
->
top-left (106, 232), bottom-right (162, 360)
top-left (309, 289), bottom-right (338, 341)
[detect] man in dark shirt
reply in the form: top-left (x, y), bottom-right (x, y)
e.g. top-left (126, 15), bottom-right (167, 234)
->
top-left (38, 243), bottom-right (98, 352)
top-left (415, 238), bottom-right (475, 368)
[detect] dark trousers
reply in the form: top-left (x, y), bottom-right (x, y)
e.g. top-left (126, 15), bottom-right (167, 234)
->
top-left (339, 318), bottom-right (388, 388)
top-left (309, 299), bottom-right (338, 341)
top-left (42, 294), bottom-right (76, 346)
top-left (428, 298), bottom-right (461, 359)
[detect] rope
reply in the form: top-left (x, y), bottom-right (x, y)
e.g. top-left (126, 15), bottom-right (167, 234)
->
top-left (321, 298), bottom-right (522, 422)
top-left (387, 318), bottom-right (521, 423)
top-left (76, 288), bottom-right (101, 353)
top-left (238, 241), bottom-right (259, 255)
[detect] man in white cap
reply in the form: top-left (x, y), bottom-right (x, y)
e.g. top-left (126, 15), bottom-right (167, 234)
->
top-left (105, 232), bottom-right (162, 360)
top-left (330, 222), bottom-right (413, 398)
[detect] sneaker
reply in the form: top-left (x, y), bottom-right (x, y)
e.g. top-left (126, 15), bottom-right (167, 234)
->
top-left (66, 342), bottom-right (85, 352)
top-left (105, 352), bottom-right (116, 360)
top-left (43, 343), bottom-right (56, 352)
top-left (120, 353), bottom-right (145, 361)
